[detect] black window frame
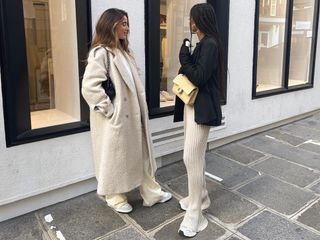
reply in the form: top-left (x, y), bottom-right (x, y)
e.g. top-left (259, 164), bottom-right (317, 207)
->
top-left (252, 0), bottom-right (320, 99)
top-left (145, 0), bottom-right (229, 118)
top-left (0, 0), bottom-right (92, 147)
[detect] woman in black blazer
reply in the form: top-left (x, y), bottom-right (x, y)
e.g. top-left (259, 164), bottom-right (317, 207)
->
top-left (174, 3), bottom-right (225, 238)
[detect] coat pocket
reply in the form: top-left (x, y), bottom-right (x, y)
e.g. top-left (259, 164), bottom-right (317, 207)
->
top-left (108, 103), bottom-right (122, 128)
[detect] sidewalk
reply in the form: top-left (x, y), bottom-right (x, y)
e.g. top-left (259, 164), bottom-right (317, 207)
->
top-left (1, 112), bottom-right (320, 240)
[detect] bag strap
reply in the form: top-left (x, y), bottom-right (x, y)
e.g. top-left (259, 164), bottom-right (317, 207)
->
top-left (102, 47), bottom-right (110, 78)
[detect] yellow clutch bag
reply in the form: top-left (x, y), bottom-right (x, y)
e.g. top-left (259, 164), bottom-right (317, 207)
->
top-left (172, 74), bottom-right (199, 105)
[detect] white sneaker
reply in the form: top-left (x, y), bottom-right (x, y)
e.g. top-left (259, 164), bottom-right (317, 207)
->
top-left (158, 192), bottom-right (172, 203)
top-left (178, 216), bottom-right (208, 238)
top-left (108, 202), bottom-right (133, 213)
top-left (143, 192), bottom-right (172, 207)
top-left (178, 226), bottom-right (197, 238)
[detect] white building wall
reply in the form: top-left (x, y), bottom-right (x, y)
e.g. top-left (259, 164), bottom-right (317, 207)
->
top-left (1, 0), bottom-right (320, 221)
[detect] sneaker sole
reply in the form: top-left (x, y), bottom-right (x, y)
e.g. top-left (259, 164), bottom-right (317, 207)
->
top-left (107, 204), bottom-right (133, 214)
top-left (178, 217), bottom-right (208, 238)
top-left (178, 230), bottom-right (196, 238)
top-left (159, 193), bottom-right (172, 203)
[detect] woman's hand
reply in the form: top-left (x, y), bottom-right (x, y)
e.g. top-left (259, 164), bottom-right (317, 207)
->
top-left (179, 39), bottom-right (191, 65)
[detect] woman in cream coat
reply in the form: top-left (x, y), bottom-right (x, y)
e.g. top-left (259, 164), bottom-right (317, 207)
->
top-left (82, 8), bottom-right (171, 213)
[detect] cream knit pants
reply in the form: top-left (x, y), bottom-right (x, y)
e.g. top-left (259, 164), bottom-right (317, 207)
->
top-left (180, 104), bottom-right (211, 231)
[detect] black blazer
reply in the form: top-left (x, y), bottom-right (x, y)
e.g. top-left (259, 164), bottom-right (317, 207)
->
top-left (173, 36), bottom-right (222, 126)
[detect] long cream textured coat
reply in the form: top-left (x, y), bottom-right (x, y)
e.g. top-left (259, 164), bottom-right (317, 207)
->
top-left (82, 46), bottom-right (157, 195)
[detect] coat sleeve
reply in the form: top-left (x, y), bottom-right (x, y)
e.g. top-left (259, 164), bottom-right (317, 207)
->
top-left (179, 39), bottom-right (218, 88)
top-left (81, 47), bottom-right (114, 118)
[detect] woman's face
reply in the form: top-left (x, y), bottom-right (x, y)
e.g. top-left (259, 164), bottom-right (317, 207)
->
top-left (116, 16), bottom-right (129, 40)
top-left (190, 17), bottom-right (198, 33)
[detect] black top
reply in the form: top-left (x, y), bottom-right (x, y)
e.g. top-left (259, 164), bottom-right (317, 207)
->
top-left (173, 35), bottom-right (222, 126)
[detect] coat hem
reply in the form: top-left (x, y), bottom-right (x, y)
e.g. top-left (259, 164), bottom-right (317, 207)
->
top-left (96, 180), bottom-right (142, 196)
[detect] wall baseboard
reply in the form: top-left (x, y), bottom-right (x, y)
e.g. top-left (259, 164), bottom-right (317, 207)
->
top-left (0, 178), bottom-right (97, 222)
top-left (207, 109), bottom-right (320, 150)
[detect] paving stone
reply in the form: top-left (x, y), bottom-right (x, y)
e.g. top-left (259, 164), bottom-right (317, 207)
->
top-left (127, 190), bottom-right (182, 231)
top-left (297, 201), bottom-right (320, 232)
top-left (156, 160), bottom-right (186, 183)
top-left (238, 211), bottom-right (320, 240)
top-left (252, 157), bottom-right (320, 187)
top-left (296, 118), bottom-right (320, 130)
top-left (279, 123), bottom-right (320, 141)
top-left (299, 142), bottom-right (320, 155)
top-left (227, 236), bottom-right (242, 240)
top-left (237, 175), bottom-right (316, 215)
top-left (206, 152), bottom-right (259, 188)
top-left (166, 175), bottom-right (188, 197)
top-left (214, 143), bottom-right (265, 164)
top-left (312, 113), bottom-right (320, 119)
top-left (241, 135), bottom-right (320, 171)
top-left (37, 192), bottom-right (126, 240)
top-left (0, 212), bottom-right (43, 240)
top-left (310, 182), bottom-right (320, 194)
top-left (101, 227), bottom-right (148, 240)
top-left (311, 113), bottom-right (320, 121)
top-left (154, 216), bottom-right (226, 240)
top-left (263, 129), bottom-right (306, 146)
top-left (206, 187), bottom-right (259, 224)
top-left (166, 175), bottom-right (259, 224)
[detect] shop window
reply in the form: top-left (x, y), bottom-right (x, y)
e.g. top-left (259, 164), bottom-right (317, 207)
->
top-left (0, 0), bottom-right (91, 146)
top-left (146, 0), bottom-right (229, 117)
top-left (253, 0), bottom-right (319, 97)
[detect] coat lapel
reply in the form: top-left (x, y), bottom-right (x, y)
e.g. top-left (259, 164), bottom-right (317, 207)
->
top-left (113, 52), bottom-right (135, 92)
top-left (125, 54), bottom-right (143, 94)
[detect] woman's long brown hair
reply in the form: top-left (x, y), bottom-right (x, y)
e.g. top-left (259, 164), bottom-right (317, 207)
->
top-left (91, 8), bottom-right (130, 53)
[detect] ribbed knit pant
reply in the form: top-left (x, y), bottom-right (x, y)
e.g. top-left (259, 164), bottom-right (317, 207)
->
top-left (180, 104), bottom-right (211, 232)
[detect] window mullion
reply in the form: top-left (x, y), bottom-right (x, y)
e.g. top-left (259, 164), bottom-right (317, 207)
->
top-left (252, 0), bottom-right (261, 98)
top-left (308, 0), bottom-right (320, 85)
top-left (145, 0), bottom-right (161, 113)
top-left (282, 0), bottom-right (294, 89)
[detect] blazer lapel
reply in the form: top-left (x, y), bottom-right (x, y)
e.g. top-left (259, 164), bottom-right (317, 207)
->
top-left (113, 52), bottom-right (135, 92)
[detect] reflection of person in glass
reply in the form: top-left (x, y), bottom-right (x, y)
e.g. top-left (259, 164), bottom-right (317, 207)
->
top-left (39, 49), bottom-right (51, 97)
top-left (173, 3), bottom-right (224, 238)
top-left (82, 8), bottom-right (172, 214)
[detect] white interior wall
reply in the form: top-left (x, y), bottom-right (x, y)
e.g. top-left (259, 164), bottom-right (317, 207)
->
top-left (50, 0), bottom-right (80, 119)
top-left (1, 0), bottom-right (320, 221)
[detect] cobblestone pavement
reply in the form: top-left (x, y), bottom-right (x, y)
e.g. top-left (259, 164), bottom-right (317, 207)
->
top-left (1, 112), bottom-right (320, 240)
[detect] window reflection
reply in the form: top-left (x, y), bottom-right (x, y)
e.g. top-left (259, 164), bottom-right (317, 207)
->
top-left (23, 0), bottom-right (80, 129)
top-left (159, 0), bottom-right (205, 108)
top-left (256, 0), bottom-right (287, 92)
top-left (288, 0), bottom-right (315, 86)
